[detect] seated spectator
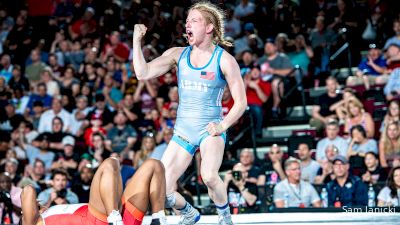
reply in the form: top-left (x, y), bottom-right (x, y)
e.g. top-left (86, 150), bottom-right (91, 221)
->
top-left (38, 97), bottom-right (73, 133)
top-left (100, 74), bottom-right (123, 110)
top-left (384, 68), bottom-right (400, 101)
top-left (379, 121), bottom-right (400, 168)
top-left (83, 113), bottom-right (107, 148)
top-left (315, 145), bottom-right (339, 185)
top-left (101, 31), bottom-right (130, 63)
top-left (20, 159), bottom-right (48, 192)
top-left (26, 83), bottom-right (52, 115)
top-left (237, 148), bottom-right (265, 186)
top-left (70, 95), bottom-right (90, 136)
top-left (224, 163), bottom-right (258, 213)
top-left (234, 0), bottom-right (256, 22)
top-left (59, 66), bottom-right (79, 92)
top-left (344, 99), bottom-right (374, 138)
top-left (385, 43), bottom-right (400, 73)
top-left (262, 144), bottom-right (286, 185)
top-left (71, 164), bottom-right (94, 203)
top-left (0, 54), bottom-right (13, 83)
top-left (384, 19), bottom-right (400, 50)
top-left (68, 7), bottom-right (97, 40)
top-left (347, 125), bottom-right (378, 160)
top-left (244, 66), bottom-right (271, 137)
top-left (234, 23), bottom-right (263, 57)
top-left (12, 85), bottom-right (30, 115)
top-left (380, 100), bottom-right (400, 133)
top-left (360, 152), bottom-right (388, 185)
top-left (329, 88), bottom-right (358, 121)
top-left (106, 111), bottom-right (137, 153)
top-left (346, 44), bottom-right (387, 90)
top-left (37, 168), bottom-right (79, 208)
top-left (8, 65), bottom-right (29, 93)
top-left (86, 93), bottom-right (115, 131)
top-left (257, 39), bottom-right (293, 117)
top-left (0, 173), bottom-right (22, 224)
top-left (287, 34), bottom-right (314, 75)
top-left (4, 158), bottom-right (21, 186)
top-left (316, 120), bottom-right (348, 162)
top-left (0, 100), bottom-right (24, 132)
top-left (326, 155), bottom-right (368, 207)
top-left (87, 132), bottom-right (111, 169)
top-left (33, 116), bottom-right (68, 152)
top-left (133, 135), bottom-right (156, 169)
top-left (25, 49), bottom-right (46, 88)
top-left (151, 127), bottom-right (173, 160)
top-left (51, 136), bottom-right (79, 176)
top-left (297, 143), bottom-right (320, 183)
top-left (25, 134), bottom-right (56, 171)
top-left (224, 8), bottom-right (241, 39)
top-left (273, 157), bottom-right (321, 208)
top-left (377, 166), bottom-right (400, 207)
top-left (310, 77), bottom-right (342, 132)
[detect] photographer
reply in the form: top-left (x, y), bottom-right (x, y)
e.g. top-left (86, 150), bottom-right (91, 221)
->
top-left (37, 169), bottom-right (78, 208)
top-left (224, 163), bottom-right (258, 214)
top-left (0, 173), bottom-right (22, 224)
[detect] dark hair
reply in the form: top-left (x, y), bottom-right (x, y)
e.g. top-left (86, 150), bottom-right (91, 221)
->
top-left (350, 125), bottom-right (367, 139)
top-left (92, 131), bottom-right (105, 141)
top-left (388, 100), bottom-right (400, 118)
top-left (52, 116), bottom-right (64, 127)
top-left (387, 166), bottom-right (400, 198)
top-left (51, 168), bottom-right (70, 180)
top-left (365, 151), bottom-right (378, 159)
top-left (33, 158), bottom-right (45, 167)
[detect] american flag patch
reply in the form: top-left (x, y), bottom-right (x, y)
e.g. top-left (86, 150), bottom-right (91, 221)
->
top-left (200, 71), bottom-right (215, 80)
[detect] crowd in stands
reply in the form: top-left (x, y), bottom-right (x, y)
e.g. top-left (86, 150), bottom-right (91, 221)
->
top-left (0, 0), bottom-right (400, 222)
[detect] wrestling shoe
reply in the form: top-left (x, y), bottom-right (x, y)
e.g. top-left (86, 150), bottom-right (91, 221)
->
top-left (150, 217), bottom-right (169, 225)
top-left (107, 210), bottom-right (124, 225)
top-left (218, 209), bottom-right (233, 225)
top-left (178, 205), bottom-right (201, 225)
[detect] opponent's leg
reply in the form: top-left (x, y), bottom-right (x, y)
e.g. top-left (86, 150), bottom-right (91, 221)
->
top-left (123, 159), bottom-right (167, 224)
top-left (200, 136), bottom-right (233, 225)
top-left (21, 185), bottom-right (41, 225)
top-left (161, 141), bottom-right (200, 225)
top-left (88, 157), bottom-right (123, 224)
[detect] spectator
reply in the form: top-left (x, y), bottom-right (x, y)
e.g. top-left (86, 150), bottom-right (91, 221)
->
top-left (101, 31), bottom-right (130, 63)
top-left (118, 93), bottom-right (140, 126)
top-left (224, 162), bottom-right (258, 213)
top-left (12, 85), bottom-right (30, 115)
top-left (221, 87), bottom-right (234, 119)
top-left (297, 143), bottom-right (320, 183)
top-left (70, 95), bottom-right (90, 136)
top-left (314, 144), bottom-right (339, 185)
top-left (244, 66), bottom-right (271, 137)
top-left (0, 173), bottom-right (22, 224)
top-left (273, 157), bottom-right (321, 208)
top-left (234, 23), bottom-right (263, 57)
top-left (83, 113), bottom-right (107, 148)
top-left (68, 7), bottom-right (97, 40)
top-left (316, 120), bottom-right (348, 161)
top-left (377, 166), bottom-right (400, 207)
top-left (385, 44), bottom-right (400, 73)
top-left (380, 100), bottom-right (400, 133)
top-left (360, 152), bottom-right (387, 185)
top-left (4, 158), bottom-right (21, 186)
top-left (151, 127), bottom-right (173, 160)
top-left (326, 155), bottom-right (368, 207)
top-left (28, 100), bottom-right (45, 130)
top-left (51, 136), bottom-right (79, 176)
top-left (71, 164), bottom-right (94, 203)
top-left (41, 67), bottom-right (60, 96)
top-left (25, 49), bottom-right (46, 87)
top-left (21, 159), bottom-right (47, 192)
top-left (257, 39), bottom-right (293, 117)
top-left (329, 88), bottom-right (358, 121)
top-left (0, 54), bottom-right (13, 83)
top-left (310, 76), bottom-right (342, 132)
top-left (86, 93), bottom-right (116, 130)
top-left (379, 121), bottom-right (400, 168)
top-left (133, 135), bottom-right (156, 169)
top-left (384, 20), bottom-right (400, 50)
top-left (101, 74), bottom-right (123, 110)
top-left (384, 68), bottom-right (400, 101)
top-left (34, 116), bottom-right (68, 152)
top-left (347, 125), bottom-right (378, 161)
top-left (238, 148), bottom-right (265, 186)
top-left (346, 44), bottom-right (387, 90)
top-left (59, 66), bottom-right (79, 92)
top-left (287, 34), bottom-right (314, 75)
top-left (224, 8), bottom-right (241, 39)
top-left (37, 168), bottom-right (79, 208)
top-left (7, 65), bottom-right (29, 92)
top-left (262, 144), bottom-right (286, 185)
top-left (106, 111), bottom-right (137, 153)
top-left (133, 80), bottom-right (157, 115)
top-left (344, 99), bottom-right (375, 138)
top-left (4, 14), bottom-right (32, 66)
top-left (88, 132), bottom-right (111, 169)
top-left (25, 134), bottom-right (55, 171)
top-left (0, 100), bottom-right (24, 132)
top-left (37, 97), bottom-right (73, 133)
top-left (26, 83), bottom-right (52, 114)
top-left (233, 0), bottom-right (256, 22)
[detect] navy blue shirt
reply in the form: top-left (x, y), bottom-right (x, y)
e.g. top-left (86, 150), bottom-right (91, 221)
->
top-left (121, 165), bottom-right (135, 189)
top-left (326, 175), bottom-right (368, 207)
top-left (358, 56), bottom-right (386, 76)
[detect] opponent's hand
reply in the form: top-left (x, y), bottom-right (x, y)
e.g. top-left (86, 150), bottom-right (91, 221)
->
top-left (207, 122), bottom-right (224, 136)
top-left (133, 24), bottom-right (147, 44)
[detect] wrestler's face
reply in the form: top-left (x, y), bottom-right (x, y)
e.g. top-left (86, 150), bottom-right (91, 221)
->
top-left (53, 174), bottom-right (67, 191)
top-left (186, 9), bottom-right (212, 46)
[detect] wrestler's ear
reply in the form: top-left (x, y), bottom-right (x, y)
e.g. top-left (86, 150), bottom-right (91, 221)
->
top-left (206, 23), bottom-right (214, 34)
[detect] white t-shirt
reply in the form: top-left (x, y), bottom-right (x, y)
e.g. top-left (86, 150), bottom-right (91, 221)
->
top-left (377, 186), bottom-right (400, 206)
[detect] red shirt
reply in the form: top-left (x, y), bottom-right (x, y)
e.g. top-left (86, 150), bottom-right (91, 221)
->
top-left (222, 97), bottom-right (234, 118)
top-left (246, 80), bottom-right (271, 106)
top-left (84, 127), bottom-right (107, 147)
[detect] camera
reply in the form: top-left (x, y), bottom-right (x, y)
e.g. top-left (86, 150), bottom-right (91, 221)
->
top-left (57, 189), bottom-right (68, 199)
top-left (232, 171), bottom-right (242, 181)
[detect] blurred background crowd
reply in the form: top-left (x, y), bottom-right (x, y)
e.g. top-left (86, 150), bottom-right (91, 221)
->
top-left (0, 0), bottom-right (400, 223)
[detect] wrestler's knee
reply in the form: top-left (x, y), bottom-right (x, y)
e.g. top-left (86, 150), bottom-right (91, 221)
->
top-left (201, 172), bottom-right (220, 188)
top-left (102, 157), bottom-right (120, 172)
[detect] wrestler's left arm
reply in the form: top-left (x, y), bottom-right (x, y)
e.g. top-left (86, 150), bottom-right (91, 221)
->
top-left (219, 51), bottom-right (247, 132)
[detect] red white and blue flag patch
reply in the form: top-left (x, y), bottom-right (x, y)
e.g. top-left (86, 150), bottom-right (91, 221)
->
top-left (200, 71), bottom-right (215, 80)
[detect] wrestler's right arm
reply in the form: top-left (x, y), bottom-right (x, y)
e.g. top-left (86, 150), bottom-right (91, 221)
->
top-left (132, 24), bottom-right (181, 80)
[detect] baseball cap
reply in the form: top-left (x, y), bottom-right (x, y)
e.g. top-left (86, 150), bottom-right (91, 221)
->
top-left (332, 155), bottom-right (348, 164)
top-left (62, 136), bottom-right (75, 147)
top-left (244, 23), bottom-right (255, 33)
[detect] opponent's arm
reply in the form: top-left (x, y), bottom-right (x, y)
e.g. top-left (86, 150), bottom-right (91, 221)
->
top-left (132, 24), bottom-right (181, 80)
top-left (219, 52), bottom-right (247, 132)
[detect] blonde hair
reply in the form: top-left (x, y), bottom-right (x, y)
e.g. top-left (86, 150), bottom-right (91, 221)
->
top-left (189, 1), bottom-right (233, 47)
top-left (381, 122), bottom-right (400, 156)
top-left (347, 98), bottom-right (364, 118)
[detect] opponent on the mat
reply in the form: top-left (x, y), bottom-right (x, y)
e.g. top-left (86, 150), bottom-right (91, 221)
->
top-left (20, 158), bottom-right (168, 225)
top-left (132, 2), bottom-right (247, 225)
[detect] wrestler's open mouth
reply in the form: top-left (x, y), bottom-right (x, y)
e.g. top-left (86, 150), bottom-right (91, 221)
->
top-left (187, 30), bottom-right (193, 38)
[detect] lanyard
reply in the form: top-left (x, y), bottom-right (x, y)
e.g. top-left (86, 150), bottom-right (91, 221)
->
top-left (286, 181), bottom-right (302, 201)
